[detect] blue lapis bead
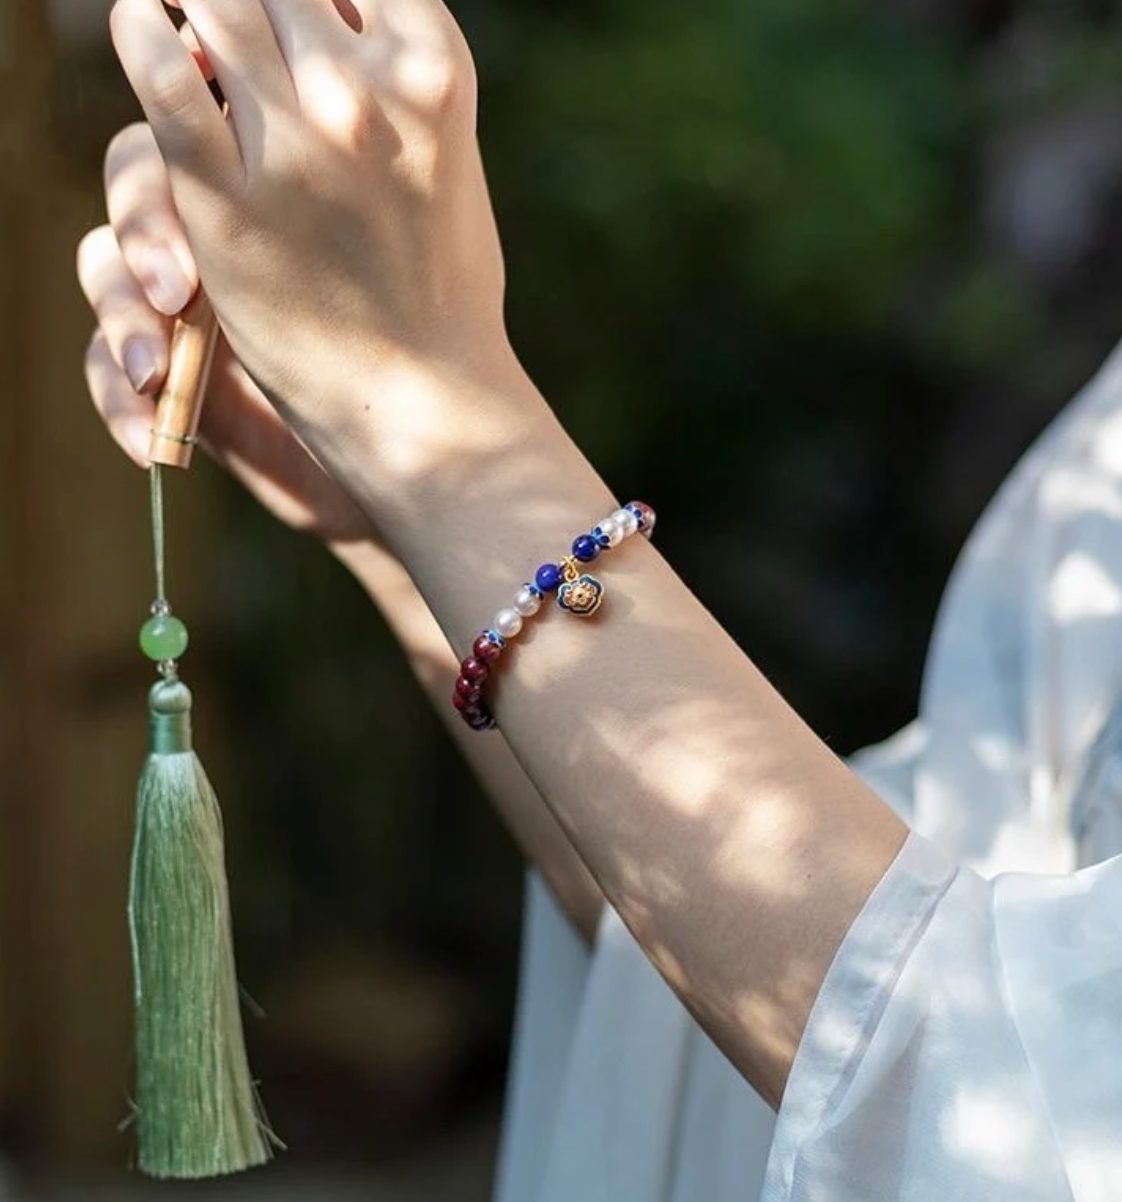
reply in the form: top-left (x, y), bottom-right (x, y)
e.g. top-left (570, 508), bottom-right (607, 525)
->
top-left (572, 534), bottom-right (601, 563)
top-left (536, 563), bottom-right (564, 594)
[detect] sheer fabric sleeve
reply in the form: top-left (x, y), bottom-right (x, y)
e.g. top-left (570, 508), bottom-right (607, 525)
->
top-left (494, 872), bottom-right (593, 1202)
top-left (763, 831), bottom-right (1122, 1201)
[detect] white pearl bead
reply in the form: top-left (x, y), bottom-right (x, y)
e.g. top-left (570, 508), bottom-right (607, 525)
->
top-left (514, 587), bottom-right (542, 618)
top-left (595, 517), bottom-right (624, 548)
top-left (494, 608), bottom-right (524, 639)
top-left (614, 507), bottom-right (640, 538)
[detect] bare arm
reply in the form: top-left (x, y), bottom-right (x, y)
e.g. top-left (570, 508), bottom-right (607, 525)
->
top-left (332, 541), bottom-right (606, 942)
top-left (110, 0), bottom-right (908, 1107)
top-left (79, 121), bottom-right (604, 942)
top-left (332, 371), bottom-right (908, 1108)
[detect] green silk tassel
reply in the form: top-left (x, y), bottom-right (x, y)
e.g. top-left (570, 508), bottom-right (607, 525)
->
top-left (128, 466), bottom-right (274, 1177)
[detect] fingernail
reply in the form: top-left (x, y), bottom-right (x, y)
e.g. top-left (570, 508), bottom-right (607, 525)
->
top-left (140, 248), bottom-right (193, 316)
top-left (122, 418), bottom-right (152, 466)
top-left (123, 337), bottom-right (161, 394)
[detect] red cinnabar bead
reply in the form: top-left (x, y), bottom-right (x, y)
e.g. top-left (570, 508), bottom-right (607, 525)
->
top-left (452, 691), bottom-right (477, 713)
top-left (461, 657), bottom-right (490, 683)
top-left (455, 675), bottom-right (482, 701)
top-left (473, 635), bottom-right (502, 662)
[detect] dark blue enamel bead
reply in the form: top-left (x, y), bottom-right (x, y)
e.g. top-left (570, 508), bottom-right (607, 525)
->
top-left (572, 534), bottom-right (601, 563)
top-left (536, 563), bottom-right (564, 593)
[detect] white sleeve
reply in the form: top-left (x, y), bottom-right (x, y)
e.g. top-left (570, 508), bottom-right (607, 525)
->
top-left (494, 872), bottom-right (592, 1202)
top-left (762, 832), bottom-right (1122, 1202)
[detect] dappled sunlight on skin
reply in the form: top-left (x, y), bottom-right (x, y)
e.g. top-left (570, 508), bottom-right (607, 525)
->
top-left (613, 861), bottom-right (688, 920)
top-left (345, 362), bottom-right (529, 479)
top-left (86, 10), bottom-right (1122, 1188)
top-left (462, 535), bottom-right (907, 1105)
top-left (299, 57), bottom-right (370, 149)
top-left (106, 0), bottom-right (911, 1117)
top-left (322, 388), bottom-right (907, 1108)
top-left (87, 109), bottom-right (906, 1110)
top-left (581, 702), bottom-right (759, 821)
top-left (393, 46), bottom-right (454, 106)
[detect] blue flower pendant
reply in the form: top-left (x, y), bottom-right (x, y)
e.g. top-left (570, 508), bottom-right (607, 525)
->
top-left (557, 559), bottom-right (605, 617)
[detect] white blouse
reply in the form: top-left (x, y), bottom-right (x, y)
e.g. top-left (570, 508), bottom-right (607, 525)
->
top-left (495, 337), bottom-right (1122, 1202)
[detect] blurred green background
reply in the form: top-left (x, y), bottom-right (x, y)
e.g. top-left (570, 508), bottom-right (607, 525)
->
top-left (3, 0), bottom-right (1122, 1194)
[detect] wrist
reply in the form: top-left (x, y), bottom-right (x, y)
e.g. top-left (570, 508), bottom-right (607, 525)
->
top-left (336, 349), bottom-right (593, 524)
top-left (325, 355), bottom-right (620, 657)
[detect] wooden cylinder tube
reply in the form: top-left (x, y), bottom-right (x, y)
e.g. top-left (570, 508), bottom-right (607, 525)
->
top-left (149, 290), bottom-right (219, 470)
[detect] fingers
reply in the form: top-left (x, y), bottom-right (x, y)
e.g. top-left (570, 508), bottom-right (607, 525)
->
top-left (109, 0), bottom-right (238, 182)
top-left (85, 331), bottom-right (157, 468)
top-left (178, 21), bottom-right (215, 81)
top-left (256, 0), bottom-right (354, 61)
top-left (104, 123), bottom-right (198, 317)
top-left (333, 0), bottom-right (367, 34)
top-left (370, 0), bottom-right (473, 120)
top-left (115, 0), bottom-right (467, 177)
top-left (77, 225), bottom-right (172, 397)
top-left (380, 0), bottom-right (453, 49)
top-left (176, 0), bottom-right (296, 165)
top-left (255, 0), bottom-right (377, 135)
top-left (255, 0), bottom-right (468, 145)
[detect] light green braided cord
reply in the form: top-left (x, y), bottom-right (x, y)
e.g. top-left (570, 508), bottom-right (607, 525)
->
top-left (151, 463), bottom-right (166, 604)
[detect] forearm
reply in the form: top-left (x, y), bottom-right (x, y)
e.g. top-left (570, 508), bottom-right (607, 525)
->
top-left (330, 538), bottom-right (606, 943)
top-left (108, 0), bottom-right (906, 1110)
top-left (325, 358), bottom-right (908, 1108)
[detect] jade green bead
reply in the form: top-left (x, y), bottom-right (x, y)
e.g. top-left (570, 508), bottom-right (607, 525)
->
top-left (139, 614), bottom-right (189, 663)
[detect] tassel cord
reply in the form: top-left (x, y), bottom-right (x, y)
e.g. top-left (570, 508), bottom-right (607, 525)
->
top-left (151, 463), bottom-right (167, 606)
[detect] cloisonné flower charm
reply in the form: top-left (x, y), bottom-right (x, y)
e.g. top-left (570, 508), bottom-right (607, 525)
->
top-left (557, 557), bottom-right (605, 617)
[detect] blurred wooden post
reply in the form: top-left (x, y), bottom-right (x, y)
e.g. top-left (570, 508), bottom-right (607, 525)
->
top-left (0, 0), bottom-right (52, 1147)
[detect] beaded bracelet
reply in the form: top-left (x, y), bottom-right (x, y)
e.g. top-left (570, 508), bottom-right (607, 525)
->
top-left (453, 501), bottom-right (657, 731)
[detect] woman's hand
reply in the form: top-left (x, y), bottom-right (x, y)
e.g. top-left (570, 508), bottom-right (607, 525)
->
top-left (99, 1), bottom-right (909, 1113)
top-left (79, 121), bottom-right (374, 545)
top-left (78, 105), bottom-right (608, 944)
top-left (108, 0), bottom-right (520, 495)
